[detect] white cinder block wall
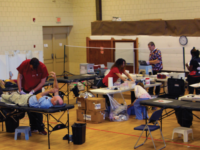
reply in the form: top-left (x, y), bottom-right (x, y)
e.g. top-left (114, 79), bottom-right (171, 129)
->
top-left (69, 0), bottom-right (96, 74)
top-left (1, 0), bottom-right (200, 74)
top-left (0, 0), bottom-right (73, 53)
top-left (102, 0), bottom-right (200, 21)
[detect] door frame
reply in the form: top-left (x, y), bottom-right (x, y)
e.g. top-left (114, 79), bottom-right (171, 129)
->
top-left (86, 37), bottom-right (139, 73)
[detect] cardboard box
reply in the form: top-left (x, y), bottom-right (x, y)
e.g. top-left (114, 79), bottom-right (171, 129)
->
top-left (76, 109), bottom-right (86, 122)
top-left (77, 97), bottom-right (86, 110)
top-left (86, 110), bottom-right (105, 124)
top-left (86, 97), bottom-right (106, 111)
top-left (76, 109), bottom-right (105, 124)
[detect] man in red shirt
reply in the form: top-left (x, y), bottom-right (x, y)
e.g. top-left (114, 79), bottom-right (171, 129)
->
top-left (17, 58), bottom-right (49, 135)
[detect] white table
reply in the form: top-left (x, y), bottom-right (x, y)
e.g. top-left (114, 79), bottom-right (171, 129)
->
top-left (90, 82), bottom-right (161, 95)
top-left (90, 87), bottom-right (134, 95)
top-left (122, 73), bottom-right (155, 81)
top-left (144, 82), bottom-right (161, 88)
top-left (179, 94), bottom-right (200, 102)
top-left (90, 83), bottom-right (162, 122)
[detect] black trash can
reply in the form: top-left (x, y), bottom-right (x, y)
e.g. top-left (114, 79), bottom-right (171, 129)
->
top-left (5, 117), bottom-right (19, 132)
top-left (72, 123), bottom-right (86, 145)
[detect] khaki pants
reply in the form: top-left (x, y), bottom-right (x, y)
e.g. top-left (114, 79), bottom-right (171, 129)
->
top-left (1, 92), bottom-right (32, 106)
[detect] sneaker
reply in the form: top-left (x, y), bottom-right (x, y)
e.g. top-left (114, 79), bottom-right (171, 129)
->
top-left (31, 129), bottom-right (38, 133)
top-left (39, 130), bottom-right (47, 135)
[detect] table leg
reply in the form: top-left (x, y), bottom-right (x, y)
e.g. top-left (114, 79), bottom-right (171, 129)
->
top-left (67, 83), bottom-right (69, 104)
top-left (145, 106), bottom-right (147, 138)
top-left (47, 114), bottom-right (50, 149)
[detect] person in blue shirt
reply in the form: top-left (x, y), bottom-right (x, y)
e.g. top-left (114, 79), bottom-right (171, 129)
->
top-left (1, 72), bottom-right (63, 109)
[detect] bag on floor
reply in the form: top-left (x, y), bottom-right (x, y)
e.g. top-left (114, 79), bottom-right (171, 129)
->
top-left (0, 108), bottom-right (25, 132)
top-left (175, 108), bottom-right (193, 128)
top-left (107, 94), bottom-right (129, 122)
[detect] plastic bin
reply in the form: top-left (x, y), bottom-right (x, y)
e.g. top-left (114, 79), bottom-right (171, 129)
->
top-left (72, 123), bottom-right (86, 145)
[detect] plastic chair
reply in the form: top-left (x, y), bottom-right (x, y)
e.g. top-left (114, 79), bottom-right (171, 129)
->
top-left (14, 126), bottom-right (31, 140)
top-left (134, 109), bottom-right (166, 150)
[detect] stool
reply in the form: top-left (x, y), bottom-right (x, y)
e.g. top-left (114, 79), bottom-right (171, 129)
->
top-left (172, 127), bottom-right (193, 142)
top-left (139, 65), bottom-right (152, 75)
top-left (14, 126), bottom-right (31, 140)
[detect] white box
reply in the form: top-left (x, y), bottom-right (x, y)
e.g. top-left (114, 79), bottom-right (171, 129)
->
top-left (169, 72), bottom-right (185, 79)
top-left (80, 63), bottom-right (94, 74)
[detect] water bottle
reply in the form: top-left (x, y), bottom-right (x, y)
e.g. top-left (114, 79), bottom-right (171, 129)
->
top-left (69, 132), bottom-right (73, 142)
top-left (9, 71), bottom-right (13, 79)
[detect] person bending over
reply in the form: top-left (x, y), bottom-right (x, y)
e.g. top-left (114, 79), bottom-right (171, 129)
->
top-left (17, 57), bottom-right (49, 135)
top-left (1, 72), bottom-right (63, 109)
top-left (128, 82), bottom-right (151, 120)
top-left (100, 58), bottom-right (135, 106)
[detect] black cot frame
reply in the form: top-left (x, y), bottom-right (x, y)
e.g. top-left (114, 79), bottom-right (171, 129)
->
top-left (2, 81), bottom-right (54, 93)
top-left (140, 98), bottom-right (200, 130)
top-left (50, 75), bottom-right (99, 104)
top-left (0, 102), bottom-right (74, 149)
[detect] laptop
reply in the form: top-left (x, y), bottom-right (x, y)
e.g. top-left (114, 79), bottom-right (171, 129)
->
top-left (138, 60), bottom-right (148, 66)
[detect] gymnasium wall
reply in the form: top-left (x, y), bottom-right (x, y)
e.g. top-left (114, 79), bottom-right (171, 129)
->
top-left (1, 0), bottom-right (200, 74)
top-left (0, 0), bottom-right (73, 53)
top-left (101, 0), bottom-right (200, 21)
top-left (68, 0), bottom-right (96, 74)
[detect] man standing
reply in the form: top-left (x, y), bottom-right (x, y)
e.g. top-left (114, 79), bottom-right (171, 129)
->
top-left (147, 42), bottom-right (163, 95)
top-left (17, 58), bottom-right (49, 135)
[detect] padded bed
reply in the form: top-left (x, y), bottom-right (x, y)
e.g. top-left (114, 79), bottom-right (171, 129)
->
top-left (0, 102), bottom-right (74, 149)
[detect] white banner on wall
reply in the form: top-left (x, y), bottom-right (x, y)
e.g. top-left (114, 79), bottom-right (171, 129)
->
top-left (7, 54), bottom-right (26, 79)
top-left (0, 55), bottom-right (8, 80)
top-left (115, 42), bottom-right (134, 64)
top-left (0, 50), bottom-right (43, 80)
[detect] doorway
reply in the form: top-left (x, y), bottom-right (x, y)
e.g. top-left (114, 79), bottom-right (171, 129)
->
top-left (43, 26), bottom-right (72, 75)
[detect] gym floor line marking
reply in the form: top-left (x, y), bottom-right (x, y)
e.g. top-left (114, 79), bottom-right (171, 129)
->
top-left (86, 127), bottom-right (200, 148)
top-left (22, 117), bottom-right (200, 148)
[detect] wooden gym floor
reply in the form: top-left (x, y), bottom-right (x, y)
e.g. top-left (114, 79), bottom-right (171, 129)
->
top-left (0, 83), bottom-right (200, 150)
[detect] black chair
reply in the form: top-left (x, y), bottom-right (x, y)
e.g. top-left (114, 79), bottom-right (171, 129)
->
top-left (134, 109), bottom-right (166, 150)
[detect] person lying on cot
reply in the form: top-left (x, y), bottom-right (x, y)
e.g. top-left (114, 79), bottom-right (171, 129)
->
top-left (1, 72), bottom-right (64, 109)
top-left (128, 82), bottom-right (151, 120)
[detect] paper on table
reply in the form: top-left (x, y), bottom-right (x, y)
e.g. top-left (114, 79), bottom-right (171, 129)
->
top-left (189, 83), bottom-right (200, 88)
top-left (154, 100), bottom-right (173, 103)
top-left (193, 95), bottom-right (200, 99)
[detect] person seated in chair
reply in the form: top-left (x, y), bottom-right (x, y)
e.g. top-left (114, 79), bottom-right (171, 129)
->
top-left (1, 72), bottom-right (64, 109)
top-left (128, 82), bottom-right (151, 120)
